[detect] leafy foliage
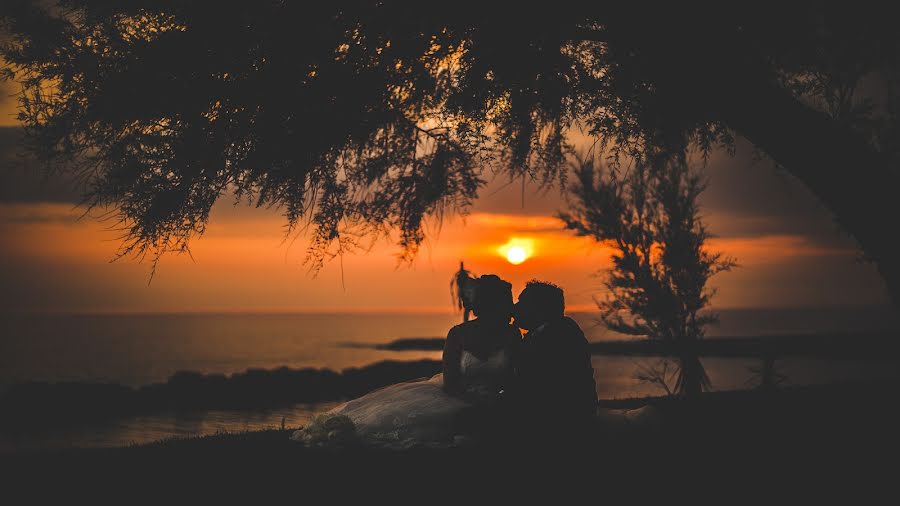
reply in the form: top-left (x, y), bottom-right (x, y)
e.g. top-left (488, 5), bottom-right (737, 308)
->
top-left (1, 2), bottom-right (897, 278)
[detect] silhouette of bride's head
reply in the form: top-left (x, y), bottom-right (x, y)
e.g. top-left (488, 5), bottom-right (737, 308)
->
top-left (471, 274), bottom-right (513, 321)
top-left (513, 280), bottom-right (565, 330)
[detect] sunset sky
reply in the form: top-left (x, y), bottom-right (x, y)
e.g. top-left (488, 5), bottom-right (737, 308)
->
top-left (0, 75), bottom-right (892, 314)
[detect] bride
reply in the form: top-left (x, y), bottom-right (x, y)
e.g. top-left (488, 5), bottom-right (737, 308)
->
top-left (292, 275), bottom-right (521, 448)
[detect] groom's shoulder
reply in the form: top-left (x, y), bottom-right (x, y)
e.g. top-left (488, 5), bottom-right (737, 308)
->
top-left (555, 317), bottom-right (588, 341)
top-left (552, 316), bottom-right (582, 331)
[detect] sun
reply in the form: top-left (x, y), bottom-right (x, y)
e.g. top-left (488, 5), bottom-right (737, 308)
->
top-left (498, 237), bottom-right (535, 265)
top-left (506, 246), bottom-right (528, 265)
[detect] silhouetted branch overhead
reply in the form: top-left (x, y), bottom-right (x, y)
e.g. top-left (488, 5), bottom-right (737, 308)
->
top-left (2, 2), bottom-right (898, 289)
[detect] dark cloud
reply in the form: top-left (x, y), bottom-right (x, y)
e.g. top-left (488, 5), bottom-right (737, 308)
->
top-left (474, 140), bottom-right (857, 252)
top-left (0, 127), bottom-right (83, 203)
top-left (698, 139), bottom-right (856, 250)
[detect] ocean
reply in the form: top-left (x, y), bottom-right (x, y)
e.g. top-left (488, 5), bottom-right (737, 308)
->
top-left (1, 306), bottom-right (898, 450)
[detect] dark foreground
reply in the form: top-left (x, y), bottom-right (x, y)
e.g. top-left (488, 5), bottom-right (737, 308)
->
top-left (3, 379), bottom-right (898, 499)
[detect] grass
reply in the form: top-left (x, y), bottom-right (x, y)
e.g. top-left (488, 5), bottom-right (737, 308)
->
top-left (2, 378), bottom-right (898, 499)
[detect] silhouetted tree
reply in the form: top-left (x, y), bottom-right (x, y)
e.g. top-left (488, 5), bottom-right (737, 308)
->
top-left (1, 2), bottom-right (898, 297)
top-left (560, 154), bottom-right (736, 396)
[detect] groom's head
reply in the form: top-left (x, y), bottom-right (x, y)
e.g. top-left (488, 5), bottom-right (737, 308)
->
top-left (513, 280), bottom-right (565, 330)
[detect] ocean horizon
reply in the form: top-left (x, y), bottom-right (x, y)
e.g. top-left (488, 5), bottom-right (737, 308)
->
top-left (2, 305), bottom-right (898, 388)
top-left (2, 305), bottom-right (898, 451)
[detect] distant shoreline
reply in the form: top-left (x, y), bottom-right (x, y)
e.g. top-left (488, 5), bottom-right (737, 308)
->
top-left (374, 331), bottom-right (900, 359)
top-left (0, 360), bottom-right (443, 431)
top-left (3, 336), bottom-right (899, 433)
top-left (4, 329), bottom-right (899, 432)
top-left (5, 377), bottom-right (900, 463)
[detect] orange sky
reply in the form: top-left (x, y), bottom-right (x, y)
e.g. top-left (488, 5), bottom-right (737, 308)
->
top-left (0, 61), bottom-right (893, 313)
top-left (0, 142), bottom-right (892, 314)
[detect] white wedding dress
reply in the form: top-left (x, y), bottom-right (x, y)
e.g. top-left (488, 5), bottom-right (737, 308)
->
top-left (292, 349), bottom-right (512, 448)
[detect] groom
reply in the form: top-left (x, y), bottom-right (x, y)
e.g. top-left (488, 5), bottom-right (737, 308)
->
top-left (512, 280), bottom-right (597, 436)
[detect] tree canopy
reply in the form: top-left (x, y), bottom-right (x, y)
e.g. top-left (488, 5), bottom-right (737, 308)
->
top-left (2, 2), bottom-right (898, 297)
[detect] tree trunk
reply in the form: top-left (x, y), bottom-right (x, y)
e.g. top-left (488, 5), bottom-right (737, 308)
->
top-left (715, 76), bottom-right (900, 306)
top-left (675, 354), bottom-right (708, 398)
top-left (675, 338), bottom-right (709, 398)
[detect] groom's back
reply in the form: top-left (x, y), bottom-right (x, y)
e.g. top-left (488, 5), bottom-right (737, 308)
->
top-left (522, 316), bottom-right (597, 418)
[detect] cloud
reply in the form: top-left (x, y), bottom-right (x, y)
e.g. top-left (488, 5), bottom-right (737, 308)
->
top-left (0, 202), bottom-right (82, 224)
top-left (696, 139), bottom-right (851, 249)
top-left (465, 212), bottom-right (565, 232)
top-left (0, 127), bottom-right (84, 204)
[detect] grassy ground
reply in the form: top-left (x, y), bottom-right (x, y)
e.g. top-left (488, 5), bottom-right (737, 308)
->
top-left (3, 379), bottom-right (898, 499)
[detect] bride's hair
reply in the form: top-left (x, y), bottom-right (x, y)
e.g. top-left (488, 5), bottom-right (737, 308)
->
top-left (472, 274), bottom-right (513, 320)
